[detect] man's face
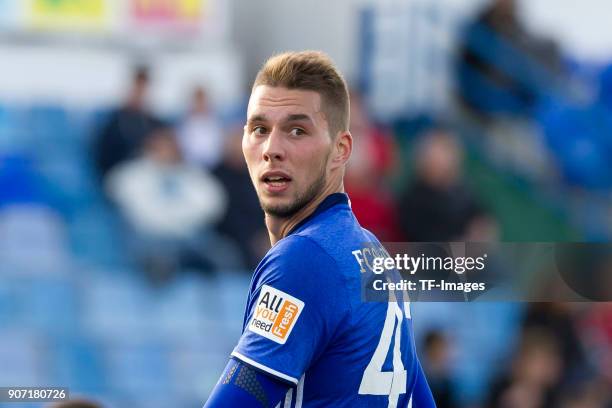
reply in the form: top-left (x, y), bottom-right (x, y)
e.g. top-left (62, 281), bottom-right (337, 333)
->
top-left (243, 85), bottom-right (333, 217)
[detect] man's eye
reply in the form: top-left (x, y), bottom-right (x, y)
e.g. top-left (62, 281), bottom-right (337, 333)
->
top-left (290, 128), bottom-right (305, 136)
top-left (252, 126), bottom-right (267, 135)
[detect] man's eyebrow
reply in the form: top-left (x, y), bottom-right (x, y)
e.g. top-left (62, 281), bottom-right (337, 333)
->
top-left (246, 114), bottom-right (267, 124)
top-left (284, 114), bottom-right (312, 123)
top-left (246, 113), bottom-right (313, 126)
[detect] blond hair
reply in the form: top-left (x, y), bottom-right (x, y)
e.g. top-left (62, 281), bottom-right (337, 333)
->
top-left (253, 51), bottom-right (350, 137)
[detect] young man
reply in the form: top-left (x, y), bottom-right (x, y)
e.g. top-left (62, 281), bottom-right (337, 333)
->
top-left (204, 51), bottom-right (435, 407)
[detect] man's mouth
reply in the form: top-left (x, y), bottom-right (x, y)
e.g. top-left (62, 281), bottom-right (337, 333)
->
top-left (265, 175), bottom-right (291, 186)
top-left (261, 171), bottom-right (292, 191)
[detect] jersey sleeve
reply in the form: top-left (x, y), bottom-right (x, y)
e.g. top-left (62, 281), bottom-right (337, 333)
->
top-left (232, 235), bottom-right (350, 385)
top-left (412, 360), bottom-right (437, 407)
top-left (203, 358), bottom-right (290, 408)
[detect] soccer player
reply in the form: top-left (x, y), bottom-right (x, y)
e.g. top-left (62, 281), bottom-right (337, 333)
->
top-left (204, 51), bottom-right (435, 407)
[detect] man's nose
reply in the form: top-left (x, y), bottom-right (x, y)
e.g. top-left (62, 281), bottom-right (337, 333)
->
top-left (262, 129), bottom-right (285, 162)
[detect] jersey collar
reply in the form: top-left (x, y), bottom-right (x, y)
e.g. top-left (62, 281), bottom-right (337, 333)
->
top-left (287, 192), bottom-right (349, 236)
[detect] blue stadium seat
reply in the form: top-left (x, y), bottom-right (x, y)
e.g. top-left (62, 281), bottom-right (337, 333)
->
top-left (0, 154), bottom-right (48, 207)
top-left (48, 336), bottom-right (107, 393)
top-left (537, 99), bottom-right (612, 189)
top-left (0, 105), bottom-right (28, 152)
top-left (105, 342), bottom-right (175, 402)
top-left (0, 205), bottom-right (71, 276)
top-left (598, 63), bottom-right (612, 111)
top-left (67, 206), bottom-right (128, 268)
top-left (153, 274), bottom-right (225, 339)
top-left (38, 157), bottom-right (98, 213)
top-left (215, 272), bottom-right (251, 330)
top-left (0, 329), bottom-right (47, 386)
top-left (0, 280), bottom-right (17, 328)
top-left (169, 347), bottom-right (229, 403)
top-left (80, 274), bottom-right (157, 341)
top-left (27, 105), bottom-right (71, 138)
top-left (18, 277), bottom-right (79, 335)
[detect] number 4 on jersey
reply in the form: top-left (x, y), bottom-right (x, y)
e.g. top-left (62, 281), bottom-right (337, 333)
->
top-left (359, 301), bottom-right (411, 408)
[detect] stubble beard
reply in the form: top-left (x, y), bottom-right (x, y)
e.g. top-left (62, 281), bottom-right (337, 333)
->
top-left (259, 158), bottom-right (329, 218)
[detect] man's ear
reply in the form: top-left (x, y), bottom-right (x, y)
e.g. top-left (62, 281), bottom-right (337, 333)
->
top-left (332, 131), bottom-right (352, 167)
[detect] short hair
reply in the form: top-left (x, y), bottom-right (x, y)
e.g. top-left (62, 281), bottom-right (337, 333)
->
top-left (133, 64), bottom-right (150, 83)
top-left (253, 51), bottom-right (350, 137)
top-left (424, 330), bottom-right (446, 351)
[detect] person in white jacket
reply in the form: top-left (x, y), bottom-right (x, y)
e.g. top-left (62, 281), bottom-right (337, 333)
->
top-left (178, 86), bottom-right (225, 170)
top-left (106, 125), bottom-right (231, 280)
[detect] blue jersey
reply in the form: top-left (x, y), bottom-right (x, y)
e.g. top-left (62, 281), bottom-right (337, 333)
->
top-left (232, 193), bottom-right (434, 407)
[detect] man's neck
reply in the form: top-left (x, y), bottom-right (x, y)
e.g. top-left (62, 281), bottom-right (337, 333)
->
top-left (265, 181), bottom-right (344, 246)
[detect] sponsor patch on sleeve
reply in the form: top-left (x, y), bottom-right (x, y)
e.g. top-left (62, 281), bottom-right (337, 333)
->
top-left (248, 285), bottom-right (305, 344)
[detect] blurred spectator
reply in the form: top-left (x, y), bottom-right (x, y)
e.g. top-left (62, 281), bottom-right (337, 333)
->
top-left (94, 65), bottom-right (162, 181)
top-left (580, 303), bottom-right (612, 383)
top-left (523, 303), bottom-right (586, 379)
top-left (557, 377), bottom-right (612, 408)
top-left (213, 127), bottom-right (268, 269)
top-left (486, 328), bottom-right (563, 408)
top-left (421, 331), bottom-right (456, 408)
top-left (463, 206), bottom-right (500, 242)
top-left (178, 86), bottom-right (225, 169)
top-left (106, 124), bottom-right (228, 281)
top-left (398, 129), bottom-right (487, 241)
top-left (107, 125), bottom-right (226, 238)
top-left (345, 90), bottom-right (403, 241)
top-left (457, 0), bottom-right (564, 120)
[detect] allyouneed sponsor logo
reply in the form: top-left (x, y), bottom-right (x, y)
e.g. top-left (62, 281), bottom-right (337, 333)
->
top-left (249, 285), bottom-right (304, 344)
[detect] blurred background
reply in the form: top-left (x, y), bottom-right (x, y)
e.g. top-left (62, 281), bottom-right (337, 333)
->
top-left (0, 0), bottom-right (611, 407)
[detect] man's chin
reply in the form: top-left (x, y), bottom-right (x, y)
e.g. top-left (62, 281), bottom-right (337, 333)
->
top-left (260, 197), bottom-right (302, 218)
top-left (258, 175), bottom-right (326, 219)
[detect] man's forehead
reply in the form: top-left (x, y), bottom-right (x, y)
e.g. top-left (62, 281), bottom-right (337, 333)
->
top-left (247, 85), bottom-right (323, 118)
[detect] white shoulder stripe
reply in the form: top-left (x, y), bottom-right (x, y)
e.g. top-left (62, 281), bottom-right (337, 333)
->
top-left (295, 375), bottom-right (305, 408)
top-left (231, 351), bottom-right (300, 385)
top-left (283, 388), bottom-right (293, 408)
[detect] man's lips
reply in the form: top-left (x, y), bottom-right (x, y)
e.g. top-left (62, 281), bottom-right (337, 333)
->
top-left (260, 170), bottom-right (292, 193)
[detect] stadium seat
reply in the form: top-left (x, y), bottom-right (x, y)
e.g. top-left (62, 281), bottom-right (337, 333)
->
top-left (0, 154), bottom-right (48, 207)
top-left (49, 336), bottom-right (107, 393)
top-left (169, 347), bottom-right (229, 403)
top-left (214, 272), bottom-right (251, 331)
top-left (153, 274), bottom-right (214, 338)
top-left (0, 279), bottom-right (17, 328)
top-left (80, 274), bottom-right (157, 341)
top-left (537, 101), bottom-right (612, 189)
top-left (67, 205), bottom-right (128, 268)
top-left (0, 204), bottom-right (71, 276)
top-left (0, 105), bottom-right (28, 152)
top-left (105, 342), bottom-right (174, 402)
top-left (18, 277), bottom-right (79, 335)
top-left (26, 105), bottom-right (72, 141)
top-left (0, 329), bottom-right (47, 386)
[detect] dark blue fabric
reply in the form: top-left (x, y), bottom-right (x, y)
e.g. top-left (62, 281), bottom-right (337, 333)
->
top-left (204, 358), bottom-right (289, 408)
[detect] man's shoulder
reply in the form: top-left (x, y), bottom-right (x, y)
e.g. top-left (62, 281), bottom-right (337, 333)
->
top-left (254, 232), bottom-right (349, 292)
top-left (265, 233), bottom-right (336, 270)
top-left (294, 205), bottom-right (372, 260)
top-left (250, 234), bottom-right (347, 315)
top-left (254, 203), bottom-right (379, 287)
